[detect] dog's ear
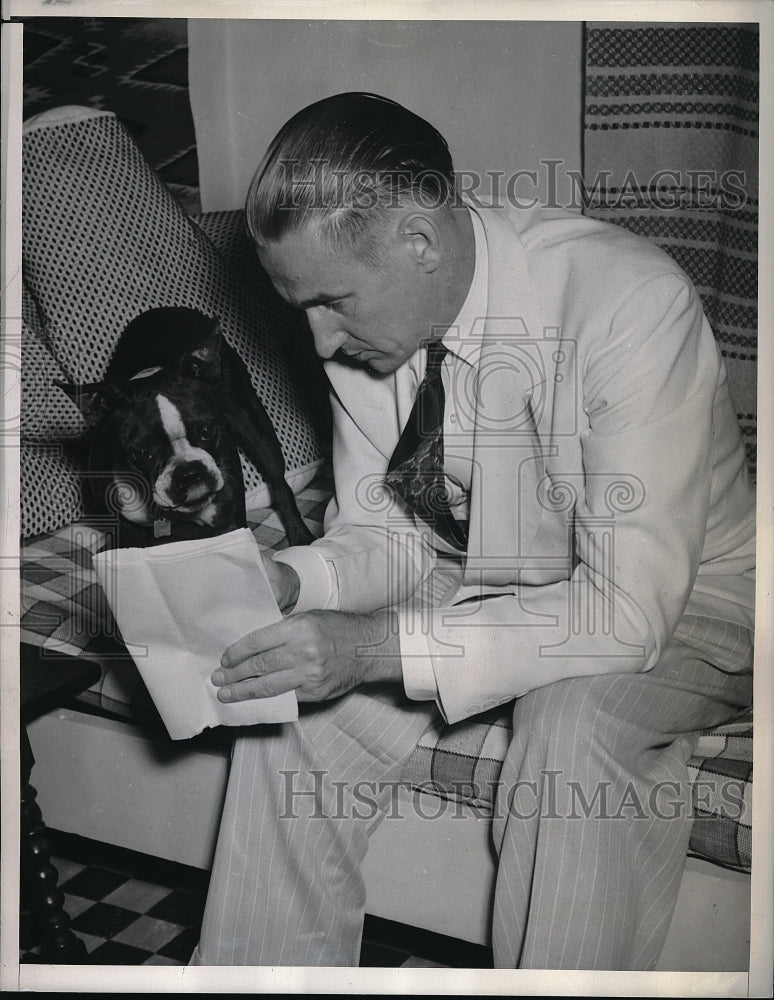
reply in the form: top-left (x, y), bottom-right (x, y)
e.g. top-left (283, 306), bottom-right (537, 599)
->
top-left (184, 317), bottom-right (223, 378)
top-left (54, 380), bottom-right (120, 426)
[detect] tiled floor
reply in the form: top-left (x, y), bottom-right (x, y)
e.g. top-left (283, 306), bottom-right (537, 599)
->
top-left (20, 830), bottom-right (493, 968)
top-left (20, 832), bottom-right (207, 966)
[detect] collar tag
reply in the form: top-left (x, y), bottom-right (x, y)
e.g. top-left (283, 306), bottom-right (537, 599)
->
top-left (129, 365), bottom-right (163, 381)
top-left (154, 518), bottom-right (172, 539)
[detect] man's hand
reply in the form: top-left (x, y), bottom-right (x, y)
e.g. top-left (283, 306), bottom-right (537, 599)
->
top-left (211, 610), bottom-right (403, 704)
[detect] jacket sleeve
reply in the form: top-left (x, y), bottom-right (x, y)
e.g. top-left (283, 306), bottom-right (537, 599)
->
top-left (424, 273), bottom-right (727, 724)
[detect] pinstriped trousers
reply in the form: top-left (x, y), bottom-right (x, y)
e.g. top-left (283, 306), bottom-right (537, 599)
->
top-left (191, 614), bottom-right (752, 969)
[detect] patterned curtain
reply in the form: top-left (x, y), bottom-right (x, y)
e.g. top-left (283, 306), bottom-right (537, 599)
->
top-left (22, 17), bottom-right (200, 214)
top-left (582, 22), bottom-right (758, 478)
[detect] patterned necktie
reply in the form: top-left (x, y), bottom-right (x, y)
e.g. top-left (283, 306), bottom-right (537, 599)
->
top-left (385, 340), bottom-right (469, 550)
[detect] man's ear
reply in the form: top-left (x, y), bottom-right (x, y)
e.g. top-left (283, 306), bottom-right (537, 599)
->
top-left (400, 212), bottom-right (442, 273)
top-left (185, 317), bottom-right (223, 378)
top-left (54, 380), bottom-right (119, 425)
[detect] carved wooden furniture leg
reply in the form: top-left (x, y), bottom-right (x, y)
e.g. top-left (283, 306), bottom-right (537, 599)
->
top-left (20, 728), bottom-right (88, 964)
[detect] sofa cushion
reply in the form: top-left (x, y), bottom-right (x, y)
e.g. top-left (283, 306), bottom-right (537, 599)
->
top-left (401, 707), bottom-right (753, 873)
top-left (685, 723), bottom-right (753, 871)
top-left (21, 281), bottom-right (85, 444)
top-left (21, 443), bottom-right (86, 538)
top-left (20, 105), bottom-right (323, 536)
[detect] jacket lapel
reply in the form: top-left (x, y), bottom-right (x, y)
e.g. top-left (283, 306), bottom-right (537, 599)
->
top-left (325, 204), bottom-right (558, 586)
top-left (464, 205), bottom-right (550, 585)
top-left (324, 361), bottom-right (411, 462)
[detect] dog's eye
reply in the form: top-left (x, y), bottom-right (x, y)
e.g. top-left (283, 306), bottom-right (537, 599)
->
top-left (128, 447), bottom-right (152, 465)
top-left (197, 424), bottom-right (219, 444)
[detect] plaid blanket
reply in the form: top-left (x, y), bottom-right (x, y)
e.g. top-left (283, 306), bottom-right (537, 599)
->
top-left (19, 466), bottom-right (752, 872)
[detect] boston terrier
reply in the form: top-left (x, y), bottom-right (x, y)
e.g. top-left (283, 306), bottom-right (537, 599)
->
top-left (57, 306), bottom-right (315, 549)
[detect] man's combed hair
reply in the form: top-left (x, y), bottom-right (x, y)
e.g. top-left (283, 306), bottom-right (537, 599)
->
top-left (246, 92), bottom-right (457, 254)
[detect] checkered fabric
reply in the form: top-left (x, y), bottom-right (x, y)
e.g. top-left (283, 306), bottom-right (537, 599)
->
top-left (19, 463), bottom-right (753, 872)
top-left (686, 720), bottom-right (753, 871)
top-left (401, 707), bottom-right (753, 873)
top-left (401, 707), bottom-right (514, 809)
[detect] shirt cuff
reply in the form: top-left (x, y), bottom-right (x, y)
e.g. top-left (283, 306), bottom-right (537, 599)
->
top-left (272, 545), bottom-right (339, 613)
top-left (398, 608), bottom-right (439, 702)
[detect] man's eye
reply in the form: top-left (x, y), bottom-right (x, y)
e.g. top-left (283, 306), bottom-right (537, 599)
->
top-left (326, 300), bottom-right (345, 313)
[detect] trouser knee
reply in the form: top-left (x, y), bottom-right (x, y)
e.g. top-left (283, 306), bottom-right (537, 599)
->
top-left (506, 672), bottom-right (697, 798)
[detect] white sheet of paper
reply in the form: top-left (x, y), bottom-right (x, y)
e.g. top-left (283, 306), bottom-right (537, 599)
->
top-left (92, 528), bottom-right (298, 740)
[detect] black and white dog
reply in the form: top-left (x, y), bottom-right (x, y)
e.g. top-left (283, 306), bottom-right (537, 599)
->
top-left (57, 306), bottom-right (315, 549)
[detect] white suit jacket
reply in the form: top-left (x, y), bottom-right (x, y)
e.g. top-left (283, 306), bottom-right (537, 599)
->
top-left (277, 203), bottom-right (756, 724)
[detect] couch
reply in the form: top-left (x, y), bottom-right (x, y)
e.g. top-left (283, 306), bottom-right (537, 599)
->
top-left (19, 106), bottom-right (754, 973)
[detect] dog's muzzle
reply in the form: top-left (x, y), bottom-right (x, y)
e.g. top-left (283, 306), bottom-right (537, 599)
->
top-left (155, 459), bottom-right (225, 514)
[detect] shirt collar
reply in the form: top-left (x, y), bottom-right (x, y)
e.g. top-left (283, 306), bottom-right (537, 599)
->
top-left (441, 205), bottom-right (488, 369)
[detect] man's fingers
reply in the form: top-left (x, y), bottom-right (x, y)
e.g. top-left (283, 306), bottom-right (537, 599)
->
top-left (214, 645), bottom-right (297, 685)
top-left (221, 620), bottom-right (293, 669)
top-left (215, 667), bottom-right (301, 703)
top-left (212, 656), bottom-right (266, 686)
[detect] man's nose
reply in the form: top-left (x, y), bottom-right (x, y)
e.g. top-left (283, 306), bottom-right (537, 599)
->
top-left (306, 308), bottom-right (348, 358)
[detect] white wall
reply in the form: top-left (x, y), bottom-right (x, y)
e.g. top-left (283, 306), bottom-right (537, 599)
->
top-left (188, 19), bottom-right (583, 213)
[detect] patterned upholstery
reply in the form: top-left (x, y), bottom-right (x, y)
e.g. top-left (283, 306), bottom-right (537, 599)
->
top-left (20, 106), bottom-right (323, 536)
top-left (401, 705), bottom-right (752, 873)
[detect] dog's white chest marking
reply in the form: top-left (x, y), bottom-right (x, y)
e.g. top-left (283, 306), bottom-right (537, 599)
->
top-left (154, 394), bottom-right (224, 509)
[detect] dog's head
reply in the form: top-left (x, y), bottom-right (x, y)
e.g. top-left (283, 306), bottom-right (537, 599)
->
top-left (57, 323), bottom-right (242, 533)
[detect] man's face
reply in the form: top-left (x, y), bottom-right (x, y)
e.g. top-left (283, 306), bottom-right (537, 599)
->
top-left (257, 221), bottom-right (438, 376)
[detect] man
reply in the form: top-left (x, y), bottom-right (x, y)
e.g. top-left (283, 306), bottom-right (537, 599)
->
top-left (191, 93), bottom-right (755, 969)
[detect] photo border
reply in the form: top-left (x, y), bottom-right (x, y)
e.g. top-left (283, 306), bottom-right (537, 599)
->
top-left (1, 1), bottom-right (771, 995)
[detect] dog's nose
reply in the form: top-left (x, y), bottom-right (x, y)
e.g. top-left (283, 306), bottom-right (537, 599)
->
top-left (174, 462), bottom-right (205, 491)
